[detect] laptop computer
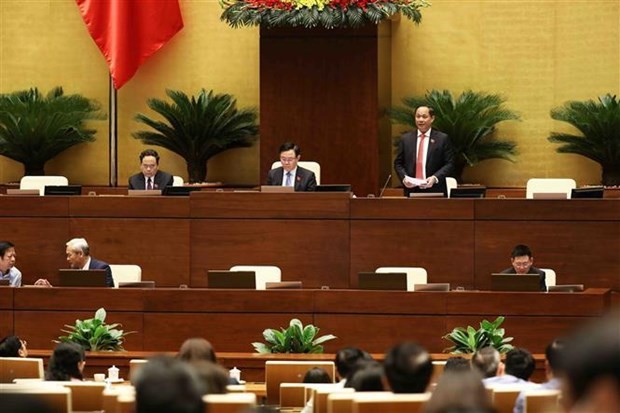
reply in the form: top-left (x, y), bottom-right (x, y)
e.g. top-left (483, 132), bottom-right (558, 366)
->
top-left (315, 184), bottom-right (352, 192)
top-left (490, 274), bottom-right (541, 292)
top-left (409, 192), bottom-right (445, 198)
top-left (127, 189), bottom-right (162, 197)
top-left (44, 185), bottom-right (82, 196)
top-left (532, 192), bottom-right (568, 199)
top-left (358, 272), bottom-right (408, 291)
top-left (162, 186), bottom-right (201, 196)
top-left (207, 270), bottom-right (256, 289)
top-left (260, 186), bottom-right (294, 193)
top-left (571, 187), bottom-right (604, 199)
top-left (414, 283), bottom-right (451, 292)
top-left (58, 269), bottom-right (108, 287)
top-left (450, 187), bottom-right (486, 198)
top-left (547, 284), bottom-right (584, 293)
top-left (118, 281), bottom-right (156, 288)
top-left (0, 279), bottom-right (10, 286)
top-left (265, 281), bottom-right (303, 289)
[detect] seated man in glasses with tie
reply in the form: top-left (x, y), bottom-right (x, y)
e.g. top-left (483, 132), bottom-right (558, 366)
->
top-left (500, 244), bottom-right (547, 291)
top-left (394, 106), bottom-right (454, 197)
top-left (266, 142), bottom-right (317, 191)
top-left (128, 149), bottom-right (174, 190)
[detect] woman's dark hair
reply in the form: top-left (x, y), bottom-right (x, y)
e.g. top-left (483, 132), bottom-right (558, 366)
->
top-left (345, 361), bottom-right (385, 392)
top-left (303, 367), bottom-right (332, 384)
top-left (45, 342), bottom-right (85, 381)
top-left (189, 360), bottom-right (229, 395)
top-left (178, 338), bottom-right (217, 363)
top-left (0, 335), bottom-right (22, 357)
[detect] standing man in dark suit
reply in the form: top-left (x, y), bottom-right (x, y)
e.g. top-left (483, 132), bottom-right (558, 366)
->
top-left (128, 149), bottom-right (174, 190)
top-left (500, 244), bottom-right (547, 291)
top-left (394, 106), bottom-right (454, 196)
top-left (266, 142), bottom-right (317, 191)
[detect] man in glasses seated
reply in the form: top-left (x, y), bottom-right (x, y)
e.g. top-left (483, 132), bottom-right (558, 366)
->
top-left (500, 244), bottom-right (547, 291)
top-left (266, 142), bottom-right (317, 192)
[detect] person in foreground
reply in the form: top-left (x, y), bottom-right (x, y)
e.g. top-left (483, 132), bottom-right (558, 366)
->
top-left (46, 342), bottom-right (85, 381)
top-left (384, 341), bottom-right (433, 393)
top-left (266, 142), bottom-right (317, 191)
top-left (128, 148), bottom-right (174, 190)
top-left (394, 106), bottom-right (454, 197)
top-left (0, 335), bottom-right (28, 357)
top-left (501, 244), bottom-right (546, 291)
top-left (424, 370), bottom-right (494, 413)
top-left (0, 241), bottom-right (22, 286)
top-left (35, 238), bottom-right (114, 287)
top-left (134, 355), bottom-right (204, 413)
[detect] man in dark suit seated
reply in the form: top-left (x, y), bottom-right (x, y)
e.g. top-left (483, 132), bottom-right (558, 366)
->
top-left (266, 142), bottom-right (317, 191)
top-left (128, 149), bottom-right (174, 190)
top-left (501, 244), bottom-right (547, 291)
top-left (394, 106), bottom-right (455, 197)
top-left (34, 237), bottom-right (114, 287)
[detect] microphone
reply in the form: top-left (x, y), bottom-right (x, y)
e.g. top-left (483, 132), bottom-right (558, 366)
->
top-left (379, 174), bottom-right (392, 198)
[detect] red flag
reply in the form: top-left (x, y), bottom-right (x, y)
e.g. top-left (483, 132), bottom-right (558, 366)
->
top-left (76, 0), bottom-right (184, 89)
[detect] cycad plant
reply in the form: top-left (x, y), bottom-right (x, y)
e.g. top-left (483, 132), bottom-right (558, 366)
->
top-left (133, 89), bottom-right (259, 183)
top-left (0, 87), bottom-right (105, 176)
top-left (388, 90), bottom-right (520, 182)
top-left (549, 94), bottom-right (620, 186)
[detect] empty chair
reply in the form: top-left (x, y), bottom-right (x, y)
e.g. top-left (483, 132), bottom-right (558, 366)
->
top-left (173, 176), bottom-right (184, 186)
top-left (20, 175), bottom-right (69, 196)
top-left (489, 385), bottom-right (524, 413)
top-left (280, 383), bottom-right (307, 409)
top-left (109, 264), bottom-right (142, 288)
top-left (524, 389), bottom-right (561, 413)
top-left (526, 178), bottom-right (576, 199)
top-left (540, 268), bottom-right (556, 289)
top-left (230, 265), bottom-right (281, 290)
top-left (129, 359), bottom-right (148, 382)
top-left (375, 267), bottom-right (428, 291)
top-left (313, 386), bottom-right (355, 413)
top-left (265, 360), bottom-right (335, 405)
top-left (63, 382), bottom-right (106, 411)
top-left (0, 384), bottom-right (72, 413)
top-left (271, 161), bottom-right (321, 185)
top-left (0, 357), bottom-right (44, 383)
top-left (446, 177), bottom-right (457, 198)
top-left (204, 392), bottom-right (257, 413)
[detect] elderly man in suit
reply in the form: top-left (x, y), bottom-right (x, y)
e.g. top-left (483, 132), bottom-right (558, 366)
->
top-left (266, 142), bottom-right (317, 191)
top-left (128, 149), bottom-right (174, 190)
top-left (394, 106), bottom-right (455, 197)
top-left (34, 238), bottom-right (114, 287)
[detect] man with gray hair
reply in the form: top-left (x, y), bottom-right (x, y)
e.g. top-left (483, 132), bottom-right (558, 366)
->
top-left (472, 347), bottom-right (502, 379)
top-left (35, 238), bottom-right (114, 287)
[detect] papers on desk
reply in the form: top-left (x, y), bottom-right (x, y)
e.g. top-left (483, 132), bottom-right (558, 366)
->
top-left (404, 176), bottom-right (428, 188)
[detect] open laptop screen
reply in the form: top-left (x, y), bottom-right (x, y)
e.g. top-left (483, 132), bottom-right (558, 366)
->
top-left (358, 272), bottom-right (408, 291)
top-left (58, 269), bottom-right (108, 287)
top-left (44, 185), bottom-right (82, 196)
top-left (490, 274), bottom-right (541, 292)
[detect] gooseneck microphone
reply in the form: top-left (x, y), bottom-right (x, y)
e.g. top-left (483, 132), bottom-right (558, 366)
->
top-left (379, 174), bottom-right (392, 198)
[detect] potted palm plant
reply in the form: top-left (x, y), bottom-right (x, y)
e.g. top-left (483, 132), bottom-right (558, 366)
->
top-left (133, 89), bottom-right (259, 184)
top-left (388, 90), bottom-right (520, 183)
top-left (548, 94), bottom-right (620, 186)
top-left (0, 87), bottom-right (105, 175)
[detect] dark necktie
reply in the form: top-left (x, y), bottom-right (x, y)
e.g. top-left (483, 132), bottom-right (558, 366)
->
top-left (147, 178), bottom-right (153, 190)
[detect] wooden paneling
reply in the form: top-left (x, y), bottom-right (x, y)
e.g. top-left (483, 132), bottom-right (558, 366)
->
top-left (0, 196), bottom-right (68, 216)
top-left (314, 290), bottom-right (446, 315)
top-left (0, 310), bottom-right (13, 339)
top-left (190, 192), bottom-right (350, 219)
top-left (69, 196), bottom-right (190, 218)
top-left (69, 218), bottom-right (190, 287)
top-left (351, 198), bottom-right (475, 220)
top-left (351, 220), bottom-right (474, 288)
top-left (142, 313), bottom-right (314, 352)
top-left (143, 289), bottom-right (314, 313)
top-left (14, 288), bottom-right (144, 311)
top-left (260, 26), bottom-right (382, 197)
top-left (475, 199), bottom-right (620, 221)
top-left (315, 314), bottom-right (446, 353)
top-left (475, 221), bottom-right (620, 290)
top-left (14, 310), bottom-right (144, 351)
top-left (191, 219), bottom-right (350, 288)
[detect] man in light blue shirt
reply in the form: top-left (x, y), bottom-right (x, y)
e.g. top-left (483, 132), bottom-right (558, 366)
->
top-left (483, 347), bottom-right (536, 386)
top-left (0, 241), bottom-right (22, 287)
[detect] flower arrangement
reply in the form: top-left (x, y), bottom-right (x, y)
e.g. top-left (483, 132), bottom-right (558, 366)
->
top-left (220, 0), bottom-right (431, 29)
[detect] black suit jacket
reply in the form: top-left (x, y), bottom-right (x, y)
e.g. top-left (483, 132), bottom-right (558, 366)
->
top-left (394, 129), bottom-right (454, 196)
top-left (266, 166), bottom-right (317, 192)
top-left (89, 257), bottom-right (114, 288)
top-left (128, 171), bottom-right (174, 190)
top-left (500, 266), bottom-right (547, 292)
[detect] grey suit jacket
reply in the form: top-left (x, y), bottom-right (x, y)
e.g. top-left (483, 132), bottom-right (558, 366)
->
top-left (394, 129), bottom-right (455, 196)
top-left (128, 171), bottom-right (174, 190)
top-left (266, 166), bottom-right (317, 192)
